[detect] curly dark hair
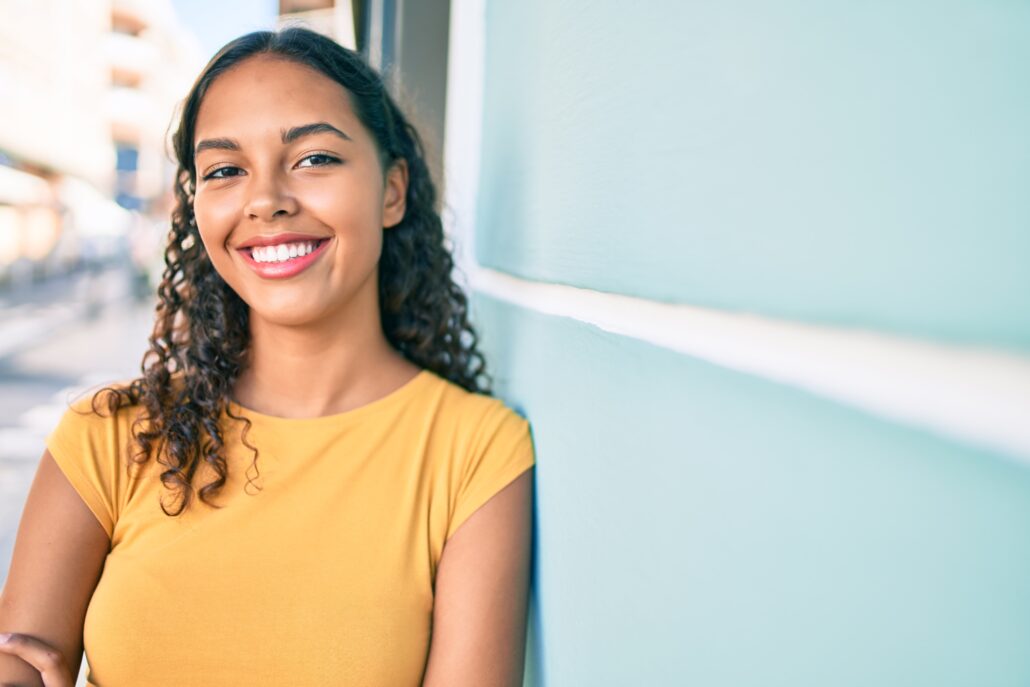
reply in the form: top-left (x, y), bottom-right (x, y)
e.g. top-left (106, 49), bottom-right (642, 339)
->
top-left (94, 27), bottom-right (492, 517)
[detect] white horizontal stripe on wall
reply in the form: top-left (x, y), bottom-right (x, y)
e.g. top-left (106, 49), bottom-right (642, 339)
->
top-left (470, 266), bottom-right (1030, 463)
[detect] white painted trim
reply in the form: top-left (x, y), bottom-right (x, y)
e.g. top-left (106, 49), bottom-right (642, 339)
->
top-left (441, 0), bottom-right (486, 293)
top-left (472, 267), bottom-right (1030, 462)
top-left (367, 0), bottom-right (384, 71)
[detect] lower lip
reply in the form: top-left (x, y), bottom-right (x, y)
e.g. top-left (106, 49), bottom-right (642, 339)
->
top-left (237, 239), bottom-right (331, 279)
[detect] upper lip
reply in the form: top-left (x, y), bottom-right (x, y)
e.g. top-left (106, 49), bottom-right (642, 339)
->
top-left (235, 232), bottom-right (330, 250)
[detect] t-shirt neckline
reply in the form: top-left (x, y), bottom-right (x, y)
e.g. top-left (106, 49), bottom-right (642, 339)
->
top-left (225, 368), bottom-right (434, 428)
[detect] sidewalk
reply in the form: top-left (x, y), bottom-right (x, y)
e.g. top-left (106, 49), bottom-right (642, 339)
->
top-left (0, 272), bottom-right (153, 586)
top-left (0, 265), bottom-right (135, 360)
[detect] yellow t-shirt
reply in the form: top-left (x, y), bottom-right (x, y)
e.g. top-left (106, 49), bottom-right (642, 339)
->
top-left (45, 368), bottom-right (535, 687)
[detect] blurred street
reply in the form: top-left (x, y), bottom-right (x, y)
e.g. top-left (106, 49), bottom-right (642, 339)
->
top-left (0, 265), bottom-right (153, 589)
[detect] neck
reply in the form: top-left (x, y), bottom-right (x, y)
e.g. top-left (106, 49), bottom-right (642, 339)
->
top-left (231, 291), bottom-right (419, 419)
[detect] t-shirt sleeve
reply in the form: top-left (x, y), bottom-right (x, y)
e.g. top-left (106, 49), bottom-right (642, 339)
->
top-left (44, 392), bottom-right (127, 539)
top-left (445, 400), bottom-right (536, 542)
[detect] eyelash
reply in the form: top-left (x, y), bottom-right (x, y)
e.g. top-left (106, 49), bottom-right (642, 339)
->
top-left (202, 152), bottom-right (342, 180)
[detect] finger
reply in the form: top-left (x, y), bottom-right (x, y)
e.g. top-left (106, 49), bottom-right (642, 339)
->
top-left (0, 632), bottom-right (74, 687)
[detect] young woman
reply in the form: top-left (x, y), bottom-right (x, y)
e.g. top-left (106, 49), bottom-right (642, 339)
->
top-left (0, 28), bottom-right (535, 686)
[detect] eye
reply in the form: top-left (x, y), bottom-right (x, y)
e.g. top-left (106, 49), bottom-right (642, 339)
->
top-left (203, 166), bottom-right (244, 181)
top-left (296, 153), bottom-right (342, 168)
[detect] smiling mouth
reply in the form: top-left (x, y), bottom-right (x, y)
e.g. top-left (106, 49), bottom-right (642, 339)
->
top-left (244, 238), bottom-right (330, 264)
top-left (236, 237), bottom-right (332, 280)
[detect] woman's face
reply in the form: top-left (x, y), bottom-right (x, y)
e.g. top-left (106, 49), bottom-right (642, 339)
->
top-left (191, 55), bottom-right (407, 328)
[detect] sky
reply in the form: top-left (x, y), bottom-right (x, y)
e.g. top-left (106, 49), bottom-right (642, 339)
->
top-left (171, 0), bottom-right (279, 61)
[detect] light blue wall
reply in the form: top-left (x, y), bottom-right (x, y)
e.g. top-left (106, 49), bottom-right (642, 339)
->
top-left (476, 1), bottom-right (1030, 351)
top-left (469, 1), bottom-right (1030, 685)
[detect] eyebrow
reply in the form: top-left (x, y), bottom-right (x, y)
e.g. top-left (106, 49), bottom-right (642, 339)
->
top-left (282, 122), bottom-right (352, 145)
top-left (194, 122), bottom-right (352, 155)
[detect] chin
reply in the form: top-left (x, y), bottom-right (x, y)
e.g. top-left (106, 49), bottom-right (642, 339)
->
top-left (257, 309), bottom-right (325, 328)
top-left (241, 296), bottom-right (328, 328)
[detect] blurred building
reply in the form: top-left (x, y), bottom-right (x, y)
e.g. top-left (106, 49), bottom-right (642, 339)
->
top-left (278, 0), bottom-right (357, 49)
top-left (107, 0), bottom-right (202, 213)
top-left (0, 0), bottom-right (202, 284)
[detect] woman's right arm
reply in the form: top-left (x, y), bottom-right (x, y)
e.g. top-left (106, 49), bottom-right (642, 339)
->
top-left (0, 450), bottom-right (110, 686)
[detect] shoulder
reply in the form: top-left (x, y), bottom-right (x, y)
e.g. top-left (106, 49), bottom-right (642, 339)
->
top-left (48, 378), bottom-right (144, 447)
top-left (419, 372), bottom-right (535, 544)
top-left (44, 379), bottom-right (147, 538)
top-left (422, 371), bottom-right (532, 447)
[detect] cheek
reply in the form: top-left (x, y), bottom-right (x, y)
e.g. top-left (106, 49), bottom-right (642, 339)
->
top-left (306, 168), bottom-right (384, 228)
top-left (192, 193), bottom-right (235, 245)
top-left (192, 196), bottom-right (239, 279)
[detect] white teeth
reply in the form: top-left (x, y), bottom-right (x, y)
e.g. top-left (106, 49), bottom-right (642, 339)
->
top-left (249, 240), bottom-right (322, 264)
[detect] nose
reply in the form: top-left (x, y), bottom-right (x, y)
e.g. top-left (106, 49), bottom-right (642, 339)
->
top-left (243, 169), bottom-right (299, 222)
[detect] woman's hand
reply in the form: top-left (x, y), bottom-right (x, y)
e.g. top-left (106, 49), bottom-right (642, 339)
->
top-left (0, 633), bottom-right (75, 686)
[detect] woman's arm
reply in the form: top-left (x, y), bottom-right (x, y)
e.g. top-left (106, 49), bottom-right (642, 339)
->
top-left (422, 468), bottom-right (534, 687)
top-left (0, 450), bottom-right (110, 685)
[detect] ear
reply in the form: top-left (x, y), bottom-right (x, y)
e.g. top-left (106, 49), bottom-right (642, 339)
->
top-left (382, 159), bottom-right (409, 229)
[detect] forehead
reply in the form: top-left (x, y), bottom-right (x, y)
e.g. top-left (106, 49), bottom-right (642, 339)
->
top-left (194, 55), bottom-right (361, 141)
